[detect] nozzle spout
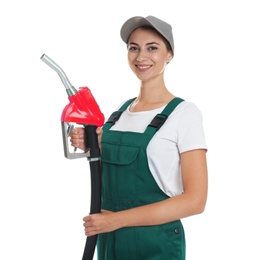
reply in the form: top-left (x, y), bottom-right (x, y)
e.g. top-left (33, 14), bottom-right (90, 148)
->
top-left (40, 54), bottom-right (77, 96)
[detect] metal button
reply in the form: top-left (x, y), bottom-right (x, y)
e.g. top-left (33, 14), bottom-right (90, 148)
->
top-left (174, 228), bottom-right (180, 234)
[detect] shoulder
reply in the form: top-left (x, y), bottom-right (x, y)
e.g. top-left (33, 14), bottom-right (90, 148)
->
top-left (168, 100), bottom-right (207, 152)
top-left (171, 100), bottom-right (204, 121)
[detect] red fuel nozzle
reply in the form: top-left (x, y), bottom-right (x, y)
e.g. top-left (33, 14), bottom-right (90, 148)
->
top-left (41, 53), bottom-right (105, 159)
top-left (62, 86), bottom-right (104, 126)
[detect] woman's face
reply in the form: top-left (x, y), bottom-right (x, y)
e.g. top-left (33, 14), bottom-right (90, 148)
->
top-left (127, 27), bottom-right (173, 82)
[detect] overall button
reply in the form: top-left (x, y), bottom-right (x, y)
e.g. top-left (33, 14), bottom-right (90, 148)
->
top-left (174, 228), bottom-right (180, 234)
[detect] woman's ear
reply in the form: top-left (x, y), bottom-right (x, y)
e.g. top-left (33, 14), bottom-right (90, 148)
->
top-left (167, 54), bottom-right (173, 64)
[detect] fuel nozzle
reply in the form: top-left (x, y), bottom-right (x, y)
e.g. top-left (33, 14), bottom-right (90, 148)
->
top-left (40, 53), bottom-right (105, 159)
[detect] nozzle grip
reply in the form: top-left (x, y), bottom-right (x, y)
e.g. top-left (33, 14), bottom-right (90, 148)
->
top-left (84, 125), bottom-right (100, 159)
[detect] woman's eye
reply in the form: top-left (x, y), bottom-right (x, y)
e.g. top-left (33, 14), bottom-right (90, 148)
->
top-left (128, 46), bottom-right (139, 51)
top-left (148, 46), bottom-right (158, 51)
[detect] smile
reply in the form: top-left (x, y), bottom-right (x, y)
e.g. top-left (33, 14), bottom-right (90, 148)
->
top-left (136, 65), bottom-right (151, 70)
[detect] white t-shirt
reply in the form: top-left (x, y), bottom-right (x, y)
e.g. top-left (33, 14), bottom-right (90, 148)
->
top-left (110, 100), bottom-right (207, 197)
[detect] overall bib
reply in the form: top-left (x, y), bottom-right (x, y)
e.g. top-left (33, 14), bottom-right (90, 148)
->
top-left (97, 98), bottom-right (186, 260)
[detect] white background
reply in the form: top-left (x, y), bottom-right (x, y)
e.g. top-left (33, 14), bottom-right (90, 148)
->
top-left (0, 0), bottom-right (272, 259)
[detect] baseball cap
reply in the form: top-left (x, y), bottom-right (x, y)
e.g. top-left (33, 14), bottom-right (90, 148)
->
top-left (120, 15), bottom-right (174, 53)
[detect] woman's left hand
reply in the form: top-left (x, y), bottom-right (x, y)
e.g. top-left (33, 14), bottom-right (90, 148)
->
top-left (83, 210), bottom-right (120, 236)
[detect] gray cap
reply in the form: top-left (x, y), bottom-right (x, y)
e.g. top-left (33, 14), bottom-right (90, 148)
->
top-left (120, 15), bottom-right (174, 53)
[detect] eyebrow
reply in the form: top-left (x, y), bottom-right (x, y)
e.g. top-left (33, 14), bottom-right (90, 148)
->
top-left (128, 41), bottom-right (160, 46)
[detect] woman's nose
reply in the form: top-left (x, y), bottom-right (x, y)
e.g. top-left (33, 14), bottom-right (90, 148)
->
top-left (136, 50), bottom-right (148, 62)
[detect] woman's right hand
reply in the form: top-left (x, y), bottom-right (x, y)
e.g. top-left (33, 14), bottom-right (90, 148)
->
top-left (69, 127), bottom-right (103, 152)
top-left (70, 127), bottom-right (86, 151)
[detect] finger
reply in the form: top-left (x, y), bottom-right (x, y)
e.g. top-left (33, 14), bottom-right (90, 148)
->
top-left (72, 128), bottom-right (78, 134)
top-left (83, 221), bottom-right (92, 228)
top-left (83, 215), bottom-right (91, 222)
top-left (71, 127), bottom-right (84, 137)
top-left (70, 129), bottom-right (81, 138)
top-left (85, 228), bottom-right (96, 237)
top-left (71, 140), bottom-right (83, 149)
top-left (96, 127), bottom-right (102, 134)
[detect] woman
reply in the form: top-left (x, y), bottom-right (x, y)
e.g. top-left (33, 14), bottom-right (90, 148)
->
top-left (71, 15), bottom-right (208, 260)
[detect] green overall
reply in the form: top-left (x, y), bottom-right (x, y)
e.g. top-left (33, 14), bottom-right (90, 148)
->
top-left (97, 97), bottom-right (186, 260)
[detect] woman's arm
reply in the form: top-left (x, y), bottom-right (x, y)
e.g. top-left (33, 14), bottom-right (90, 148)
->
top-left (83, 149), bottom-right (208, 236)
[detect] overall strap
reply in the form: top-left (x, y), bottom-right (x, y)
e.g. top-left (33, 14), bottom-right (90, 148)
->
top-left (103, 98), bottom-right (136, 131)
top-left (144, 97), bottom-right (184, 136)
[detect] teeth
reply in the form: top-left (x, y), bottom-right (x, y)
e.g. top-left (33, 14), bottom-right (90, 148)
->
top-left (138, 65), bottom-right (150, 69)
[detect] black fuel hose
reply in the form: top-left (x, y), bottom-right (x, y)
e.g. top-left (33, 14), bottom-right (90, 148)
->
top-left (82, 125), bottom-right (102, 260)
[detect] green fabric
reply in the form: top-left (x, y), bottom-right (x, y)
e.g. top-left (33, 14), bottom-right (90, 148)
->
top-left (97, 98), bottom-right (186, 260)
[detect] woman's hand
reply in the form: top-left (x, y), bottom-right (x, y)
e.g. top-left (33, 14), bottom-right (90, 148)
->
top-left (83, 210), bottom-right (120, 237)
top-left (70, 127), bottom-right (103, 151)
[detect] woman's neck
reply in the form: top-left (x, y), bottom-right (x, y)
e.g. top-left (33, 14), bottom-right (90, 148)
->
top-left (130, 83), bottom-right (175, 112)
